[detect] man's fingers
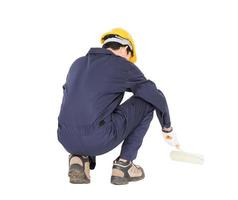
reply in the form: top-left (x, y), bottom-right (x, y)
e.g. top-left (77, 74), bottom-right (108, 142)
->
top-left (165, 135), bottom-right (173, 140)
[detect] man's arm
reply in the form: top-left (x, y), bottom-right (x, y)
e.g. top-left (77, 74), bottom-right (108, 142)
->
top-left (125, 64), bottom-right (171, 129)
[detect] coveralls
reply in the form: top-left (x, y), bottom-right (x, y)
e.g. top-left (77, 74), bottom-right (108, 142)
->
top-left (57, 48), bottom-right (171, 163)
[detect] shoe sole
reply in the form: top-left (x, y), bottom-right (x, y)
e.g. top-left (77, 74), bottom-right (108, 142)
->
top-left (111, 176), bottom-right (129, 185)
top-left (111, 175), bottom-right (145, 185)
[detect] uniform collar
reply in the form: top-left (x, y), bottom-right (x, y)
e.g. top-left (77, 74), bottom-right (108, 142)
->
top-left (87, 48), bottom-right (113, 55)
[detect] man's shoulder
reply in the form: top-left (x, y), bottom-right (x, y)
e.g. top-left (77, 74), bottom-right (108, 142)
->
top-left (71, 55), bottom-right (87, 65)
top-left (110, 55), bottom-right (139, 70)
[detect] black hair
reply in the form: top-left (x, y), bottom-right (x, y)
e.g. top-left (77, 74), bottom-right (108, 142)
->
top-left (102, 34), bottom-right (133, 56)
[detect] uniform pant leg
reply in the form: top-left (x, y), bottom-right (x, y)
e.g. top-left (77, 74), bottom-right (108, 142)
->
top-left (112, 95), bottom-right (154, 161)
top-left (120, 110), bottom-right (153, 160)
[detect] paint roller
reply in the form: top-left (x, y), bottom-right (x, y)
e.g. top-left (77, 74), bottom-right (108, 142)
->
top-left (170, 147), bottom-right (204, 164)
top-left (162, 130), bottom-right (204, 164)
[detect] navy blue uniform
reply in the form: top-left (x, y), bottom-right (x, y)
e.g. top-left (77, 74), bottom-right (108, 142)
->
top-left (57, 48), bottom-right (171, 161)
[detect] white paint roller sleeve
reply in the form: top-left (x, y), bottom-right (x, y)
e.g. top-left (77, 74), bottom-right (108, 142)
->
top-left (170, 150), bottom-right (204, 164)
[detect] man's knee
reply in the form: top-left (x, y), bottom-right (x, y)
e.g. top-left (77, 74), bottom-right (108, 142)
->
top-left (118, 95), bottom-right (155, 122)
top-left (134, 96), bottom-right (154, 113)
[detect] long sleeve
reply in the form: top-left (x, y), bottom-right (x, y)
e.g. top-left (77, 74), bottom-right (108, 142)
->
top-left (125, 64), bottom-right (171, 128)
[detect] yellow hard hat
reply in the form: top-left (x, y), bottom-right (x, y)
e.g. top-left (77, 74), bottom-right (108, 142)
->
top-left (100, 28), bottom-right (137, 63)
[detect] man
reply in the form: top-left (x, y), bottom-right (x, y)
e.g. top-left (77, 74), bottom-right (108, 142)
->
top-left (57, 28), bottom-right (179, 185)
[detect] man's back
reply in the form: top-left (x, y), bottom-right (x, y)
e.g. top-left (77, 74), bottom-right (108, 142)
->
top-left (58, 48), bottom-right (131, 127)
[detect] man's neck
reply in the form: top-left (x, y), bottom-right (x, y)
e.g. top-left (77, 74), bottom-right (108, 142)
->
top-left (107, 48), bottom-right (121, 57)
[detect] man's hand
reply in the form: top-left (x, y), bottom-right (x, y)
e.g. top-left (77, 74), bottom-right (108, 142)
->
top-left (162, 127), bottom-right (180, 149)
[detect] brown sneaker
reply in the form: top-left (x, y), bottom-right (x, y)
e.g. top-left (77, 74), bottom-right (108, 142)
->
top-left (68, 155), bottom-right (90, 184)
top-left (111, 157), bottom-right (145, 185)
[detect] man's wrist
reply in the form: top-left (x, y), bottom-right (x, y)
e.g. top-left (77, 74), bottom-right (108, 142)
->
top-left (162, 127), bottom-right (173, 133)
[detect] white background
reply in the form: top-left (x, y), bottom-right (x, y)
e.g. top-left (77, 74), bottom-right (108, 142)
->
top-left (0, 0), bottom-right (237, 199)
